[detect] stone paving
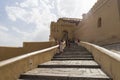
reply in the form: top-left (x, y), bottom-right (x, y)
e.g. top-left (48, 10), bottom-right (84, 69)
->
top-left (103, 43), bottom-right (120, 55)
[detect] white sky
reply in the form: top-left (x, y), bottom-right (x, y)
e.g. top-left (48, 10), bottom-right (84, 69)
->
top-left (0, 0), bottom-right (97, 47)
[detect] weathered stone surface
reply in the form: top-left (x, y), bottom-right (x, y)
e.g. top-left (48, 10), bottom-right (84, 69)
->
top-left (38, 60), bottom-right (100, 68)
top-left (62, 51), bottom-right (91, 55)
top-left (19, 44), bottom-right (111, 80)
top-left (102, 43), bottom-right (120, 55)
top-left (53, 55), bottom-right (93, 58)
top-left (40, 60), bottom-right (98, 65)
top-left (20, 68), bottom-right (110, 80)
top-left (52, 57), bottom-right (94, 61)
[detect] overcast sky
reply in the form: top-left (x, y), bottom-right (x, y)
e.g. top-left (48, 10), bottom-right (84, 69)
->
top-left (0, 0), bottom-right (97, 47)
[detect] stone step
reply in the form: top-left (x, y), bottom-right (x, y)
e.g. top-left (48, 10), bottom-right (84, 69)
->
top-left (64, 47), bottom-right (87, 50)
top-left (19, 68), bottom-right (111, 80)
top-left (52, 57), bottom-right (94, 61)
top-left (58, 53), bottom-right (92, 56)
top-left (38, 60), bottom-right (100, 68)
top-left (62, 52), bottom-right (91, 55)
top-left (53, 55), bottom-right (93, 58)
top-left (64, 47), bottom-right (86, 50)
top-left (64, 46), bottom-right (85, 48)
top-left (63, 51), bottom-right (91, 54)
top-left (55, 53), bottom-right (92, 56)
top-left (64, 49), bottom-right (87, 52)
top-left (55, 54), bottom-right (92, 57)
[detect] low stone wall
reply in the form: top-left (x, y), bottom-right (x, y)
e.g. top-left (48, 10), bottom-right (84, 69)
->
top-left (0, 47), bottom-right (23, 61)
top-left (23, 41), bottom-right (56, 53)
top-left (0, 45), bottom-right (58, 80)
top-left (80, 41), bottom-right (120, 80)
top-left (0, 41), bottom-right (56, 61)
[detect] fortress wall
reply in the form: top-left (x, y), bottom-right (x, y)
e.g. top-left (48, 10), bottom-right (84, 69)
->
top-left (0, 42), bottom-right (56, 61)
top-left (76, 0), bottom-right (120, 45)
top-left (23, 41), bottom-right (56, 53)
top-left (0, 47), bottom-right (23, 61)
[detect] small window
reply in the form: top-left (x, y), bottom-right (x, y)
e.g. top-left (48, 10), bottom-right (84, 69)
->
top-left (98, 17), bottom-right (102, 27)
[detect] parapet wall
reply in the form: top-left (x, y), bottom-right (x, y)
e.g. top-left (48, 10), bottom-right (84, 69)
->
top-left (80, 41), bottom-right (120, 80)
top-left (23, 41), bottom-right (56, 53)
top-left (76, 0), bottom-right (120, 45)
top-left (0, 47), bottom-right (23, 61)
top-left (0, 45), bottom-right (58, 80)
top-left (0, 41), bottom-right (56, 61)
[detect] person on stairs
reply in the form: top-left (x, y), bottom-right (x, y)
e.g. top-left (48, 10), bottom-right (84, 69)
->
top-left (59, 40), bottom-right (64, 54)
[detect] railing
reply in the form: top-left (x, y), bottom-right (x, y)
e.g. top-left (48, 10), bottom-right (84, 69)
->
top-left (80, 41), bottom-right (120, 80)
top-left (0, 45), bottom-right (58, 80)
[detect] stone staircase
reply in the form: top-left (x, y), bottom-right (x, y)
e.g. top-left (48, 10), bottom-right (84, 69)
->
top-left (19, 43), bottom-right (112, 80)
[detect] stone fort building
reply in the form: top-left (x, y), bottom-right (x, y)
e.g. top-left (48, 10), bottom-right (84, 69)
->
top-left (1, 0), bottom-right (120, 80)
top-left (50, 0), bottom-right (120, 45)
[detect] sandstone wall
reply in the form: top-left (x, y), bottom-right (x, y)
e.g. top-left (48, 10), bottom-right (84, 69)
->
top-left (0, 47), bottom-right (23, 61)
top-left (23, 41), bottom-right (56, 53)
top-left (76, 0), bottom-right (120, 45)
top-left (50, 18), bottom-right (80, 41)
top-left (0, 45), bottom-right (58, 80)
top-left (0, 41), bottom-right (56, 61)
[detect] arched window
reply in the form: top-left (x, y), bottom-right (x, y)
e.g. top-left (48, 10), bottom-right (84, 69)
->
top-left (98, 17), bottom-right (102, 27)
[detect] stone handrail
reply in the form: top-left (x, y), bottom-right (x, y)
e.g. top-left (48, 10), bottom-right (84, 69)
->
top-left (80, 41), bottom-right (120, 80)
top-left (0, 45), bottom-right (58, 80)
